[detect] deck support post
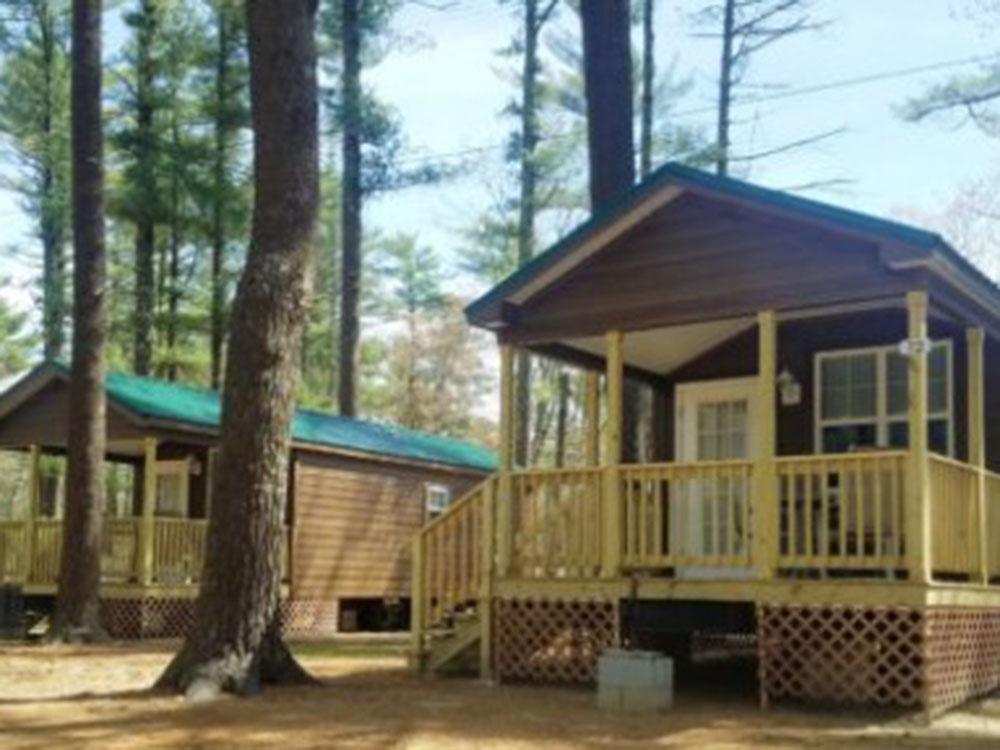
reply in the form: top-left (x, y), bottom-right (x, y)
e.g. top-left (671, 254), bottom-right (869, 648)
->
top-left (602, 330), bottom-right (623, 579)
top-left (139, 437), bottom-right (158, 586)
top-left (24, 444), bottom-right (40, 583)
top-left (968, 327), bottom-right (988, 584)
top-left (584, 372), bottom-right (601, 467)
top-left (410, 534), bottom-right (425, 671)
top-left (906, 291), bottom-right (932, 584)
top-left (497, 344), bottom-right (515, 577)
top-left (478, 477), bottom-right (495, 680)
top-left (754, 311), bottom-right (778, 579)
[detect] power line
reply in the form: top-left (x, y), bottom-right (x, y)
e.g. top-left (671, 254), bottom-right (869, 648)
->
top-left (390, 51), bottom-right (1000, 169)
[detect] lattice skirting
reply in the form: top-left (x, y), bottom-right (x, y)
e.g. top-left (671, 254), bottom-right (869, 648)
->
top-left (494, 598), bottom-right (619, 684)
top-left (758, 604), bottom-right (925, 708)
top-left (100, 598), bottom-right (340, 640)
top-left (759, 604), bottom-right (1000, 714)
top-left (925, 609), bottom-right (1000, 715)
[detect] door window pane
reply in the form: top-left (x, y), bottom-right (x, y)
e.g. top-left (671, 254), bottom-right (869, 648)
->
top-left (156, 474), bottom-right (185, 517)
top-left (929, 345), bottom-right (948, 414)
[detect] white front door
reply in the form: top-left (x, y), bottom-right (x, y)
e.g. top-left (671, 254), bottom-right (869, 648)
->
top-left (674, 377), bottom-right (757, 579)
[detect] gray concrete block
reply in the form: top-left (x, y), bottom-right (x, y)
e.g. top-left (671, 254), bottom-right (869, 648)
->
top-left (597, 649), bottom-right (673, 713)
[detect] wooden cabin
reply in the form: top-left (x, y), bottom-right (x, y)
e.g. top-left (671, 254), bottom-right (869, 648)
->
top-left (0, 362), bottom-right (494, 638)
top-left (411, 163), bottom-right (1000, 715)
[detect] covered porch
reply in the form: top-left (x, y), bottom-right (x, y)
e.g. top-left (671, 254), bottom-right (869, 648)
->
top-left (0, 437), bottom-right (219, 596)
top-left (412, 164), bottom-right (1000, 712)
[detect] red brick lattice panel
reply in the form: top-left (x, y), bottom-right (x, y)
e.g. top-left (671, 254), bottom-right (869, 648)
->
top-left (758, 604), bottom-right (925, 708)
top-left (101, 598), bottom-right (339, 640)
top-left (494, 598), bottom-right (619, 684)
top-left (282, 599), bottom-right (340, 638)
top-left (925, 609), bottom-right (1000, 715)
top-left (101, 598), bottom-right (195, 639)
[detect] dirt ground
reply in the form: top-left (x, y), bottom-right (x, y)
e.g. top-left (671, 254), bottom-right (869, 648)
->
top-left (1, 642), bottom-right (1000, 749)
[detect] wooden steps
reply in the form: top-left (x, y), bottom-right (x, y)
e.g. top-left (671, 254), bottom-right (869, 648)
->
top-left (425, 614), bottom-right (480, 674)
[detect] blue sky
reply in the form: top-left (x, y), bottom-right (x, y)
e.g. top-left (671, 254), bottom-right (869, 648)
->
top-left (2, 0), bottom-right (998, 314)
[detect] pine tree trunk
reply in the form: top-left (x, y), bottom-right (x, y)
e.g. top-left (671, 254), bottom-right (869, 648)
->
top-left (50, 0), bottom-right (107, 643)
top-left (337, 0), bottom-right (362, 418)
top-left (554, 371), bottom-right (569, 467)
top-left (133, 0), bottom-right (158, 376)
top-left (514, 0), bottom-right (544, 468)
top-left (716, 0), bottom-right (735, 177)
top-left (580, 0), bottom-right (640, 462)
top-left (40, 4), bottom-right (66, 361)
top-left (210, 5), bottom-right (232, 391)
top-left (166, 93), bottom-right (181, 381)
top-left (156, 0), bottom-right (319, 697)
top-left (639, 0), bottom-right (655, 179)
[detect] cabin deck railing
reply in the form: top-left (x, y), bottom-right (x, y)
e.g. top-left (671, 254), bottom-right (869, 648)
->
top-left (776, 452), bottom-right (908, 572)
top-left (0, 517), bottom-right (289, 588)
top-left (412, 478), bottom-right (491, 636)
top-left (410, 449), bottom-right (1000, 643)
top-left (621, 460), bottom-right (753, 571)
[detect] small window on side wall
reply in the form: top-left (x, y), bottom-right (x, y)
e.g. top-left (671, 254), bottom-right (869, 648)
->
top-left (425, 484), bottom-right (451, 520)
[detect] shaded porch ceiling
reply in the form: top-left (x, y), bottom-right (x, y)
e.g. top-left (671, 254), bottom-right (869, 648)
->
top-left (570, 317), bottom-right (755, 376)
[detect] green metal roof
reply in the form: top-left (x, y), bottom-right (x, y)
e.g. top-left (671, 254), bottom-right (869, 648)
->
top-left (37, 363), bottom-right (497, 473)
top-left (466, 162), bottom-right (997, 322)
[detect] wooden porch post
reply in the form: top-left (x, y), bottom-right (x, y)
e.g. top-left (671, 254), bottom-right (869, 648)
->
top-left (584, 372), bottom-right (601, 467)
top-left (410, 534), bottom-right (425, 670)
top-left (139, 437), bottom-right (158, 586)
top-left (906, 291), bottom-right (932, 584)
top-left (478, 477), bottom-right (495, 680)
top-left (754, 311), bottom-right (778, 579)
top-left (968, 327), bottom-right (988, 584)
top-left (24, 445), bottom-right (40, 583)
top-left (602, 330), bottom-right (623, 578)
top-left (497, 344), bottom-right (515, 577)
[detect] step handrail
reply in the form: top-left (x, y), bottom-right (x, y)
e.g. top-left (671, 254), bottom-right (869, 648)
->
top-left (411, 475), bottom-right (495, 660)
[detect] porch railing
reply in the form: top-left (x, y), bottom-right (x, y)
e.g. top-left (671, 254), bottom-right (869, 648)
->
top-left (412, 478), bottom-right (491, 640)
top-left (777, 452), bottom-right (908, 572)
top-left (929, 455), bottom-right (981, 577)
top-left (621, 460), bottom-right (753, 570)
top-left (0, 518), bottom-right (289, 588)
top-left (509, 467), bottom-right (603, 579)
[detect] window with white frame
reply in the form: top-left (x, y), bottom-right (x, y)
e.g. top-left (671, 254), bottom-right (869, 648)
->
top-left (424, 483), bottom-right (452, 519)
top-left (815, 341), bottom-right (952, 456)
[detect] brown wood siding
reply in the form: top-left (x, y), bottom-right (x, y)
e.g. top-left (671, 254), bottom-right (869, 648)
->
top-left (503, 193), bottom-right (919, 344)
top-left (667, 309), bottom-right (980, 466)
top-left (290, 452), bottom-right (481, 601)
top-left (0, 379), bottom-right (145, 448)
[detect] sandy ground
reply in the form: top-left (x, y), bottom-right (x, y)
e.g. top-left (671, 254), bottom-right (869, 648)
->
top-left (2, 642), bottom-right (1000, 749)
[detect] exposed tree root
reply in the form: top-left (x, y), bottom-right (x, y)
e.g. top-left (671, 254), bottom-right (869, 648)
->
top-left (156, 623), bottom-right (317, 700)
top-left (46, 604), bottom-right (109, 645)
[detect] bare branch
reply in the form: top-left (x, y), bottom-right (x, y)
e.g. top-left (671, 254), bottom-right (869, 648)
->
top-left (729, 126), bottom-right (845, 162)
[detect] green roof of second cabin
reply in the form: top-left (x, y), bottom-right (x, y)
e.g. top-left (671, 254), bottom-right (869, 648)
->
top-left (7, 363), bottom-right (497, 473)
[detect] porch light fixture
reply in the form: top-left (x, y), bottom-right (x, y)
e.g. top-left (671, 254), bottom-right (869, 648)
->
top-left (777, 367), bottom-right (801, 407)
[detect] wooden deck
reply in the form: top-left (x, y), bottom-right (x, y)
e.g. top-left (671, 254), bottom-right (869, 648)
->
top-left (0, 517), bottom-right (289, 597)
top-left (410, 449), bottom-right (1000, 677)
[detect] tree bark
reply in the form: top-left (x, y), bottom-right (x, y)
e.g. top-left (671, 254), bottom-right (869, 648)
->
top-left (337, 0), bottom-right (362, 418)
top-left (716, 0), bottom-right (735, 177)
top-left (209, 4), bottom-right (236, 391)
top-left (554, 371), bottom-right (569, 467)
top-left (156, 0), bottom-right (319, 697)
top-left (580, 0), bottom-right (640, 462)
top-left (639, 0), bottom-right (655, 179)
top-left (513, 1), bottom-right (541, 467)
top-left (132, 0), bottom-right (158, 376)
top-left (39, 2), bottom-right (67, 361)
top-left (50, 0), bottom-right (107, 643)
